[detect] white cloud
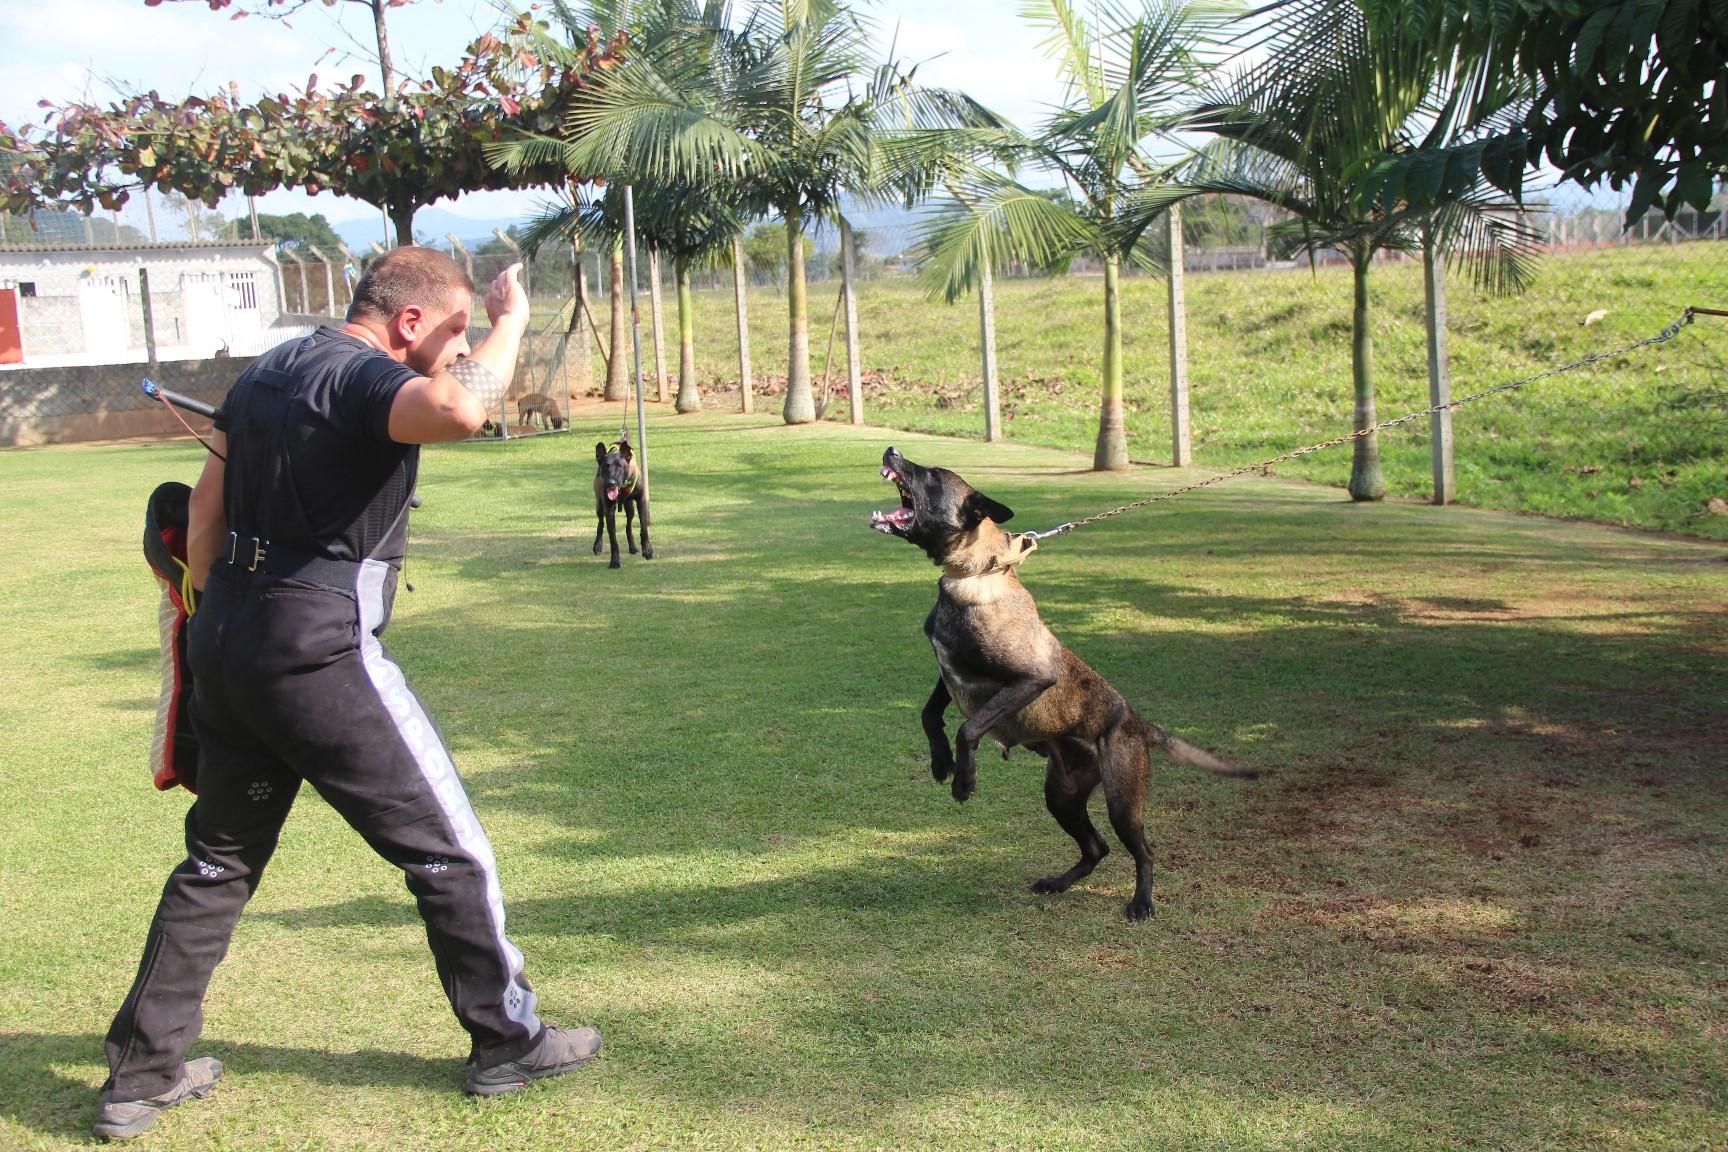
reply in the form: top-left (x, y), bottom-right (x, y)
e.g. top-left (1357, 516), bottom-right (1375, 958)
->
top-left (1, 0), bottom-right (1092, 234)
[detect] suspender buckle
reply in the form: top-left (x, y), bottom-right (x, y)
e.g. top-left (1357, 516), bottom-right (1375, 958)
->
top-left (247, 538), bottom-right (268, 572)
top-left (226, 531), bottom-right (239, 565)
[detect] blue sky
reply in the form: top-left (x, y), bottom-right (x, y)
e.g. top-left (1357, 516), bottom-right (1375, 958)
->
top-left (0, 0), bottom-right (1071, 234)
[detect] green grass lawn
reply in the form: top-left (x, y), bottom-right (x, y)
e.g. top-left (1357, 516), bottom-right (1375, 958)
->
top-left (621, 243), bottom-right (1728, 539)
top-left (2, 411), bottom-right (1724, 1150)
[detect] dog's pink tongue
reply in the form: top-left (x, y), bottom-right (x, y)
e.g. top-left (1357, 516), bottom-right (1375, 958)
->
top-left (606, 485), bottom-right (621, 501)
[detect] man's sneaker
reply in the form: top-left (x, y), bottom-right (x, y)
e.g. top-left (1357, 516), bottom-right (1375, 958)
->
top-left (463, 1026), bottom-right (602, 1096)
top-left (93, 1057), bottom-right (223, 1141)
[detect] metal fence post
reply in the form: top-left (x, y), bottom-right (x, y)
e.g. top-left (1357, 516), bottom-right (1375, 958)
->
top-left (573, 236), bottom-right (593, 396)
top-left (841, 216), bottom-right (863, 425)
top-left (732, 233), bottom-right (753, 415)
top-left (337, 244), bottom-right (359, 305)
top-left (282, 247), bottom-right (309, 313)
top-left (306, 244), bottom-right (336, 316)
top-left (446, 234), bottom-right (473, 285)
top-left (648, 249), bottom-right (668, 404)
top-left (1423, 235), bottom-right (1454, 505)
top-left (622, 186), bottom-right (650, 497)
top-left (264, 248), bottom-right (287, 317)
top-left (979, 247), bottom-right (1001, 442)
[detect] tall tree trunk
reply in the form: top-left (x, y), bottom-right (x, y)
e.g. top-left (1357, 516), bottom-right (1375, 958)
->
top-left (675, 258), bottom-right (700, 413)
top-left (388, 202), bottom-right (414, 248)
top-left (606, 239), bottom-right (628, 402)
top-left (733, 234), bottom-right (753, 415)
top-left (1348, 250), bottom-right (1387, 501)
top-left (1093, 251), bottom-right (1129, 471)
top-left (649, 249), bottom-right (669, 404)
top-left (782, 204), bottom-right (814, 424)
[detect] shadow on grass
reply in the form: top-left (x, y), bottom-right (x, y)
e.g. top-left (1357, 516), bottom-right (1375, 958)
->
top-left (253, 824), bottom-right (1007, 944)
top-left (77, 647), bottom-right (160, 673)
top-left (0, 1031), bottom-right (455, 1142)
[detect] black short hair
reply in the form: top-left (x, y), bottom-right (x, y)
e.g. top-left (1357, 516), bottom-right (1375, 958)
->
top-left (346, 246), bottom-right (474, 324)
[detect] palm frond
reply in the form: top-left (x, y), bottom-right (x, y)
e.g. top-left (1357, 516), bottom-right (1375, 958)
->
top-left (913, 171), bottom-right (1097, 302)
top-left (1021, 0), bottom-right (1107, 108)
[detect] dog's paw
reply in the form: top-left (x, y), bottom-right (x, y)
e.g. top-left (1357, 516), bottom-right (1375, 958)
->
top-left (1124, 896), bottom-right (1156, 922)
top-left (951, 773), bottom-right (976, 803)
top-left (593, 542), bottom-right (604, 555)
top-left (642, 546), bottom-right (655, 560)
top-left (1030, 875), bottom-right (1070, 895)
top-left (608, 558), bottom-right (622, 570)
top-left (930, 750), bottom-right (954, 782)
top-left (628, 544), bottom-right (638, 555)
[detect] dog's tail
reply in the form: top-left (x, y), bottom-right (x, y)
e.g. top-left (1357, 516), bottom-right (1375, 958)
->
top-left (1133, 714), bottom-right (1258, 779)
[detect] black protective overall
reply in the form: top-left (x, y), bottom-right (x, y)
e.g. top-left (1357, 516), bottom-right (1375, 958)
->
top-left (104, 332), bottom-right (543, 1101)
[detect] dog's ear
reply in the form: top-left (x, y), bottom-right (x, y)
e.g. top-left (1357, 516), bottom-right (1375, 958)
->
top-left (618, 439), bottom-right (633, 461)
top-left (595, 441), bottom-right (608, 462)
top-left (963, 491), bottom-right (1014, 527)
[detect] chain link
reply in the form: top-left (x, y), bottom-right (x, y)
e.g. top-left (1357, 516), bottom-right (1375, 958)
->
top-left (1030, 309), bottom-right (1703, 541)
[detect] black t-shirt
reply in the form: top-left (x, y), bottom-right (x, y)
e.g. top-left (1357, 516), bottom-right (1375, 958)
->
top-left (215, 328), bottom-right (420, 565)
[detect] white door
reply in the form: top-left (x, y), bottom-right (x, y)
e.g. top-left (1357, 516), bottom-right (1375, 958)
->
top-left (78, 276), bottom-right (129, 356)
top-left (225, 271), bottom-right (264, 354)
top-left (181, 273), bottom-right (228, 355)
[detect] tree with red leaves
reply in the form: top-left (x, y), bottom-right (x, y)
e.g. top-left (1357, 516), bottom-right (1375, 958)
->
top-left (1, 12), bottom-right (622, 245)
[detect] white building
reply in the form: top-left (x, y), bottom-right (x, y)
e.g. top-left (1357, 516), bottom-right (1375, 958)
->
top-left (0, 241), bottom-right (287, 369)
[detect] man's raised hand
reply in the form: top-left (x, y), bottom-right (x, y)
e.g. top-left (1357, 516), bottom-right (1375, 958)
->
top-left (486, 262), bottom-right (529, 330)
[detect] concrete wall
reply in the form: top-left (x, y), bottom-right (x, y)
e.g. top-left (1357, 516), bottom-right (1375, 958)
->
top-left (0, 245), bottom-right (282, 365)
top-left (0, 355), bottom-right (251, 447)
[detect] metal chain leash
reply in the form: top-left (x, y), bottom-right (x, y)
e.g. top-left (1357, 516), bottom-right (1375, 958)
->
top-left (1029, 307), bottom-right (1714, 542)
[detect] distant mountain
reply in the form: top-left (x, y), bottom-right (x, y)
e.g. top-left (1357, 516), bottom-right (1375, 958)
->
top-left (328, 197), bottom-right (928, 257)
top-left (331, 206), bottom-right (549, 254)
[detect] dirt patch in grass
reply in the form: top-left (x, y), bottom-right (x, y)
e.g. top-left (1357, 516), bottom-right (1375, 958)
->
top-left (1245, 754), bottom-right (1404, 847)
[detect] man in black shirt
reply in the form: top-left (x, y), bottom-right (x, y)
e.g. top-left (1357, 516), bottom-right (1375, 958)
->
top-left (96, 248), bottom-right (599, 1141)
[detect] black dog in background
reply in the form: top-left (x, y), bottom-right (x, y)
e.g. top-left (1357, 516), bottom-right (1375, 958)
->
top-left (594, 437), bottom-right (653, 568)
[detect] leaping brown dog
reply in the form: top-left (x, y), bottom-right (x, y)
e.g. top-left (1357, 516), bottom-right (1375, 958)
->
top-left (871, 446), bottom-right (1255, 921)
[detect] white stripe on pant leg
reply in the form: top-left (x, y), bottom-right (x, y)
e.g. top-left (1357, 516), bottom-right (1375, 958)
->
top-left (356, 559), bottom-right (541, 1034)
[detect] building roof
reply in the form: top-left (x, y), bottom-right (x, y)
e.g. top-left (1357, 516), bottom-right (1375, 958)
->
top-left (0, 240), bottom-right (274, 256)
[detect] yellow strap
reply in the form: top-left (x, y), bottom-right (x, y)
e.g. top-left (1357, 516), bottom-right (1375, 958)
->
top-left (176, 557), bottom-right (198, 616)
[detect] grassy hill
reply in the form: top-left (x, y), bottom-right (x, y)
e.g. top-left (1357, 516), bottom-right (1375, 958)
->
top-left (646, 243), bottom-right (1728, 538)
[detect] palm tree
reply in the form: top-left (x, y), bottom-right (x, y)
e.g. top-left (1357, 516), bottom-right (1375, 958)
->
top-left (517, 182), bottom-right (734, 414)
top-left (515, 0), bottom-right (982, 425)
top-left (911, 0), bottom-right (1226, 470)
top-left (1178, 0), bottom-right (1541, 500)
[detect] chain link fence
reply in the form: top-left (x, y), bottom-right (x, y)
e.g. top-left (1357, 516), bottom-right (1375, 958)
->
top-left (4, 180), bottom-right (1721, 443)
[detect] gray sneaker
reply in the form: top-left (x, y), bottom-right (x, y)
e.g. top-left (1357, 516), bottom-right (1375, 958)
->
top-left (93, 1057), bottom-right (223, 1141)
top-left (463, 1026), bottom-right (602, 1096)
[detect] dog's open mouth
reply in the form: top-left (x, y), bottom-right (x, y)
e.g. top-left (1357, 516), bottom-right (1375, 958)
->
top-left (606, 485), bottom-right (622, 501)
top-left (870, 465), bottom-right (915, 534)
